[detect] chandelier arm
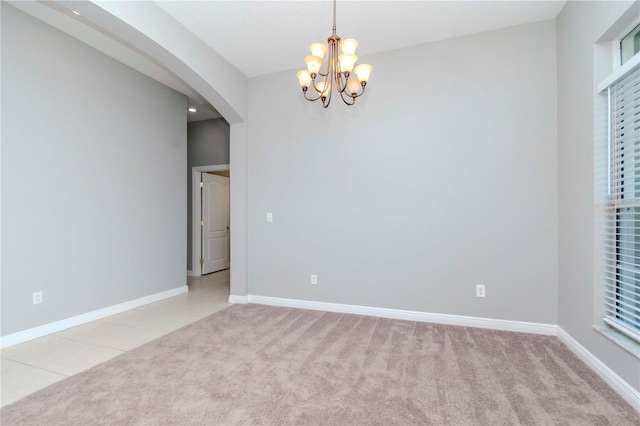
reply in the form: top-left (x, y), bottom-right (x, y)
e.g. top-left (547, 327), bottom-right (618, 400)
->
top-left (330, 37), bottom-right (349, 95)
top-left (338, 89), bottom-right (356, 106)
top-left (302, 75), bottom-right (330, 102)
top-left (322, 90), bottom-right (332, 107)
top-left (311, 24), bottom-right (341, 108)
top-left (334, 57), bottom-right (347, 93)
top-left (316, 61), bottom-right (332, 101)
top-left (347, 84), bottom-right (367, 99)
top-left (321, 82), bottom-right (332, 107)
top-left (336, 73), bottom-right (349, 93)
top-left (322, 47), bottom-right (334, 108)
top-left (303, 90), bottom-right (325, 102)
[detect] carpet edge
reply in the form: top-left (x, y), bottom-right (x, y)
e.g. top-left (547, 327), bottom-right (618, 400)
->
top-left (243, 294), bottom-right (558, 334)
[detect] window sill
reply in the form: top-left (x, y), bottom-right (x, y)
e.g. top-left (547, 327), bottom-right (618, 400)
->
top-left (594, 325), bottom-right (640, 359)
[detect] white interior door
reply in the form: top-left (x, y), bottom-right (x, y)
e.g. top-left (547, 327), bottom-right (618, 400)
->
top-left (201, 173), bottom-right (230, 274)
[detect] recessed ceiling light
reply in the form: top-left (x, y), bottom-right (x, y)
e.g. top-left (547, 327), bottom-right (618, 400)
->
top-left (71, 10), bottom-right (81, 16)
top-left (188, 107), bottom-right (197, 112)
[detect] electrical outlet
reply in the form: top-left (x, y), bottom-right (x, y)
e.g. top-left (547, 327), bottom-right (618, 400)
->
top-left (311, 275), bottom-right (317, 285)
top-left (476, 285), bottom-right (485, 298)
top-left (267, 212), bottom-right (273, 222)
top-left (33, 291), bottom-right (43, 305)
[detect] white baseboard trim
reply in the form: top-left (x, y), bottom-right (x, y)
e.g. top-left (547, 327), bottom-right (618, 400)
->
top-left (187, 270), bottom-right (194, 276)
top-left (557, 327), bottom-right (640, 410)
top-left (229, 295), bottom-right (249, 304)
top-left (242, 295), bottom-right (558, 336)
top-left (0, 286), bottom-right (188, 349)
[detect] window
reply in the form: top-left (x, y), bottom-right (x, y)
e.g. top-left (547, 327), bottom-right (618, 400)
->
top-left (603, 59), bottom-right (640, 343)
top-left (620, 23), bottom-right (640, 66)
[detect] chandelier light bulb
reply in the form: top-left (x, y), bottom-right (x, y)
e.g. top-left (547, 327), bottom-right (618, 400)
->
top-left (347, 78), bottom-right (361, 96)
top-left (314, 80), bottom-right (331, 95)
top-left (304, 55), bottom-right (324, 75)
top-left (338, 54), bottom-right (358, 73)
top-left (296, 70), bottom-right (312, 89)
top-left (309, 43), bottom-right (327, 59)
top-left (354, 64), bottom-right (373, 83)
top-left (340, 39), bottom-right (359, 55)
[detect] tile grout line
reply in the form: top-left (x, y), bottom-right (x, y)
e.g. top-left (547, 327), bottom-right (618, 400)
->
top-left (1, 357), bottom-right (71, 378)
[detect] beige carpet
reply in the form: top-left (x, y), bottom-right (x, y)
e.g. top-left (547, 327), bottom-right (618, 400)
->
top-left (2, 303), bottom-right (639, 425)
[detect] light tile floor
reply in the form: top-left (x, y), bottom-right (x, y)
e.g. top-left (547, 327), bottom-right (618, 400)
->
top-left (0, 270), bottom-right (230, 407)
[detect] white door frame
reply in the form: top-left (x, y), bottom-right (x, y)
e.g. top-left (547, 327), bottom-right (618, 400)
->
top-left (191, 164), bottom-right (230, 276)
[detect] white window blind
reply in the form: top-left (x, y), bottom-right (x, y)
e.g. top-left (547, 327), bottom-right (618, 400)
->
top-left (604, 62), bottom-right (640, 343)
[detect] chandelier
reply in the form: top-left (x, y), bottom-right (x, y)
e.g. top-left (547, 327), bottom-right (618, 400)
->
top-left (295, 0), bottom-right (373, 108)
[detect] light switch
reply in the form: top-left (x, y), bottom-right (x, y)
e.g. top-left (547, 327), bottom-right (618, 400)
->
top-left (267, 212), bottom-right (273, 222)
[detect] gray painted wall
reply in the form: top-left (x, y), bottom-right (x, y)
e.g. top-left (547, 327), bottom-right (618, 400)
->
top-left (187, 119), bottom-right (230, 270)
top-left (557, 0), bottom-right (640, 392)
top-left (247, 20), bottom-right (558, 324)
top-left (1, 4), bottom-right (187, 335)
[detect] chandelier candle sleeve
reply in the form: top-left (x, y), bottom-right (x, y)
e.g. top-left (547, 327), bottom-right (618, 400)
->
top-left (295, 0), bottom-right (373, 108)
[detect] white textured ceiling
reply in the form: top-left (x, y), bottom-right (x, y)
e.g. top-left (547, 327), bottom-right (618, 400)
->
top-left (156, 0), bottom-right (567, 78)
